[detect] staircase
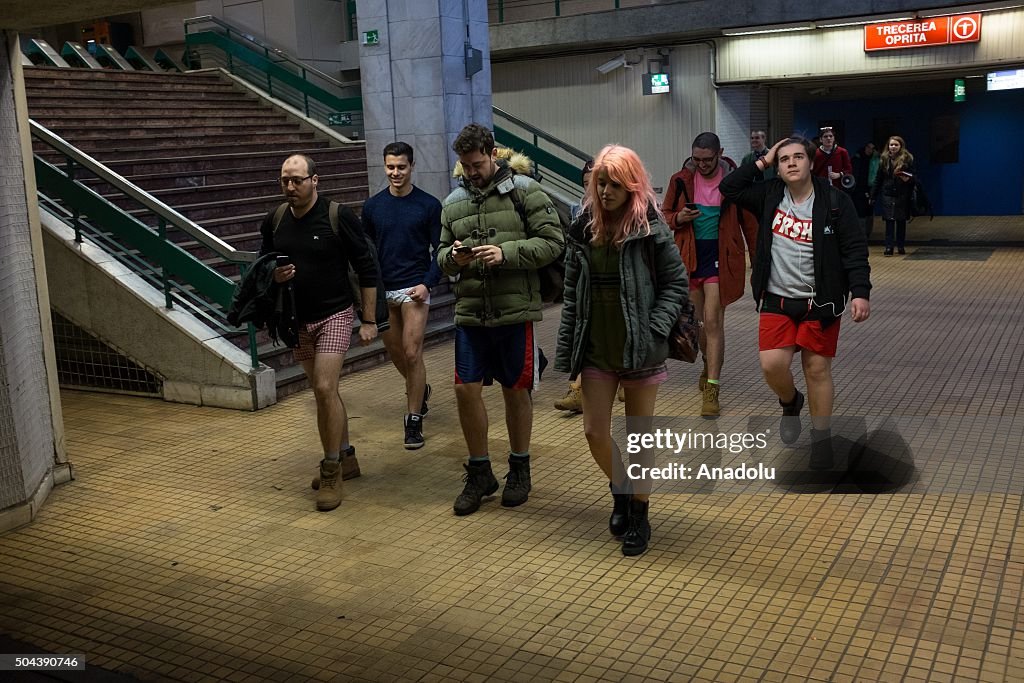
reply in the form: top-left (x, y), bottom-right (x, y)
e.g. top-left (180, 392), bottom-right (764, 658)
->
top-left (27, 66), bottom-right (454, 398)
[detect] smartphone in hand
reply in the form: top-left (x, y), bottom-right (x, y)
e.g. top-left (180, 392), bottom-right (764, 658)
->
top-left (454, 245), bottom-right (474, 255)
top-left (685, 203), bottom-right (698, 211)
top-left (275, 255), bottom-right (291, 267)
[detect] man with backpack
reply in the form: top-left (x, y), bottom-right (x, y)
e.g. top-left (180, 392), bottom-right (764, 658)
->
top-left (720, 137), bottom-right (871, 470)
top-left (437, 124), bottom-right (564, 516)
top-left (259, 153), bottom-right (380, 512)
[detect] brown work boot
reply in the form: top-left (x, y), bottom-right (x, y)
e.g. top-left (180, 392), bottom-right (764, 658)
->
top-left (699, 358), bottom-right (708, 392)
top-left (315, 459), bottom-right (342, 511)
top-left (554, 385), bottom-right (583, 413)
top-left (312, 446), bottom-right (359, 489)
top-left (617, 385), bottom-right (625, 402)
top-left (701, 383), bottom-right (720, 418)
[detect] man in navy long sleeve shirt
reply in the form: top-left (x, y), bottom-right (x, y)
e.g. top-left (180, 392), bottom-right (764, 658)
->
top-left (360, 142), bottom-right (442, 449)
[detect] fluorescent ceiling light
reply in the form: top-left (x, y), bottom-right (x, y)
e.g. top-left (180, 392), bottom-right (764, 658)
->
top-left (722, 22), bottom-right (814, 36)
top-left (919, 3), bottom-right (1023, 17)
top-left (818, 14), bottom-right (913, 28)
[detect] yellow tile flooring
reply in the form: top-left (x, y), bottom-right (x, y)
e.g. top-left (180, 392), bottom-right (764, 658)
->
top-left (1, 244), bottom-right (1022, 682)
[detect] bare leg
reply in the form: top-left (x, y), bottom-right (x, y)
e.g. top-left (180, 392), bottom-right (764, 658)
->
top-left (759, 347), bottom-right (798, 403)
top-left (381, 305), bottom-right (408, 380)
top-left (701, 283), bottom-right (725, 381)
top-left (455, 382), bottom-right (488, 456)
top-left (801, 351), bottom-right (834, 431)
top-left (581, 375), bottom-right (618, 480)
top-left (622, 383), bottom-right (659, 502)
top-left (691, 286), bottom-right (706, 358)
top-left (398, 300), bottom-right (429, 415)
top-left (502, 387), bottom-right (533, 454)
top-left (301, 354), bottom-right (347, 454)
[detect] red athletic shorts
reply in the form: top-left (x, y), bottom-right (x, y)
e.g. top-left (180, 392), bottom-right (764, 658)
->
top-left (759, 313), bottom-right (840, 357)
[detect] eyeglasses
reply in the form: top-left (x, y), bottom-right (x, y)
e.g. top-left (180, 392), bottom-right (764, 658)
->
top-left (279, 175), bottom-right (312, 187)
top-left (692, 155), bottom-right (718, 166)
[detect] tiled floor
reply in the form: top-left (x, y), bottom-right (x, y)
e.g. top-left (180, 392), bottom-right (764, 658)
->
top-left (1, 243), bottom-right (1022, 682)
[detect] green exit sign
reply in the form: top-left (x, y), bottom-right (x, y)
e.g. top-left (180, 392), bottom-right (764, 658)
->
top-left (362, 29), bottom-right (379, 45)
top-left (954, 78), bottom-right (966, 102)
top-left (328, 112), bottom-right (352, 126)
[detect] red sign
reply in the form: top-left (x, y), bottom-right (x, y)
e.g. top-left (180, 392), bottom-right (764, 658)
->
top-left (864, 13), bottom-right (982, 51)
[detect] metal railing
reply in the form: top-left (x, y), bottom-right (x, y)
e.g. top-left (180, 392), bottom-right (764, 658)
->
top-left (183, 15), bottom-right (363, 131)
top-left (30, 120), bottom-right (262, 368)
top-left (493, 106), bottom-right (589, 200)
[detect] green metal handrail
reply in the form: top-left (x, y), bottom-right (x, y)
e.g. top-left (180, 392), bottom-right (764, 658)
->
top-left (183, 16), bottom-right (361, 128)
top-left (493, 106), bottom-right (589, 199)
top-left (30, 121), bottom-right (261, 368)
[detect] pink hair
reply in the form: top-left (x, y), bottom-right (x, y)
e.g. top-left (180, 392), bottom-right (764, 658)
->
top-left (582, 144), bottom-right (662, 246)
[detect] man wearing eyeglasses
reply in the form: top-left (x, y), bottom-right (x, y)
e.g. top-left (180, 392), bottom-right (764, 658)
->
top-left (662, 132), bottom-right (758, 418)
top-left (259, 153), bottom-right (379, 512)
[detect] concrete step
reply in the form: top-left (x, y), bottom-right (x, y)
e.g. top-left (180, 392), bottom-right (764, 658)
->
top-left (124, 187), bottom-right (369, 223)
top-left (36, 143), bottom-right (352, 171)
top-left (32, 113), bottom-right (293, 128)
top-left (26, 89), bottom-right (256, 104)
top-left (37, 122), bottom-right (304, 140)
top-left (37, 136), bottom-right (323, 159)
top-left (91, 168), bottom-right (367, 195)
top-left (25, 65), bottom-right (223, 85)
top-left (27, 98), bottom-right (267, 113)
top-left (85, 160), bottom-right (367, 191)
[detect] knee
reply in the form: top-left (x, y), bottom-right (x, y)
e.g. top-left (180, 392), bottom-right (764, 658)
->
top-left (454, 383), bottom-right (479, 404)
top-left (583, 421), bottom-right (608, 445)
top-left (803, 359), bottom-right (832, 385)
top-left (403, 345), bottom-right (423, 369)
top-left (312, 379), bottom-right (338, 402)
top-left (703, 314), bottom-right (723, 336)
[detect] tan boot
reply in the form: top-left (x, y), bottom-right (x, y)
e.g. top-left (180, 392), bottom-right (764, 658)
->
top-left (701, 383), bottom-right (720, 418)
top-left (699, 358), bottom-right (708, 392)
top-left (554, 385), bottom-right (583, 413)
top-left (315, 459), bottom-right (342, 511)
top-left (312, 447), bottom-right (360, 489)
top-left (617, 385), bottom-right (626, 402)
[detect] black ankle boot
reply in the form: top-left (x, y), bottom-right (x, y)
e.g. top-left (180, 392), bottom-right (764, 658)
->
top-left (609, 483), bottom-right (629, 537)
top-left (621, 499), bottom-right (651, 557)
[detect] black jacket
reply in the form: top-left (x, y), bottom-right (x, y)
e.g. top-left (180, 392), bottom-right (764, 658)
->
top-left (719, 161), bottom-right (871, 322)
top-left (226, 252), bottom-right (299, 347)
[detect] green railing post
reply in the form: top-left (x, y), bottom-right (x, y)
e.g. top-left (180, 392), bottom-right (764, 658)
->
top-left (498, 0), bottom-right (504, 23)
top-left (555, 0), bottom-right (561, 16)
top-left (65, 156), bottom-right (83, 243)
top-left (157, 217), bottom-right (173, 309)
top-left (302, 67), bottom-right (309, 116)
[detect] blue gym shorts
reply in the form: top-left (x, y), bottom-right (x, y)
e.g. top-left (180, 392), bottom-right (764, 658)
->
top-left (454, 322), bottom-right (538, 390)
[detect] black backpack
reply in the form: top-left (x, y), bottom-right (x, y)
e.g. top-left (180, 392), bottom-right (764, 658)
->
top-left (271, 201), bottom-right (390, 331)
top-left (909, 180), bottom-right (933, 220)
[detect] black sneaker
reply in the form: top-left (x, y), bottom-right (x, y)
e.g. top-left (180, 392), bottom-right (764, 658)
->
top-left (501, 457), bottom-right (532, 507)
top-left (810, 429), bottom-right (834, 470)
top-left (454, 461), bottom-right (499, 516)
top-left (404, 414), bottom-right (424, 450)
top-left (420, 384), bottom-right (432, 417)
top-left (779, 389), bottom-right (805, 445)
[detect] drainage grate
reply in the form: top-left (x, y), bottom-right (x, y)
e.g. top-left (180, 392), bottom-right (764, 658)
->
top-left (903, 247), bottom-right (994, 261)
top-left (51, 311), bottom-right (163, 396)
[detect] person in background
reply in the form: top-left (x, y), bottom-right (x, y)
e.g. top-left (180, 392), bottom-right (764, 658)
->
top-left (869, 135), bottom-right (915, 256)
top-left (742, 130), bottom-right (776, 182)
top-left (813, 127), bottom-right (852, 190)
top-left (851, 141), bottom-right (878, 239)
top-left (555, 144), bottom-right (686, 557)
top-left (555, 158), bottom-right (595, 414)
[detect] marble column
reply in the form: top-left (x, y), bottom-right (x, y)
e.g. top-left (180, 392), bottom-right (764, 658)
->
top-left (357, 0), bottom-right (492, 202)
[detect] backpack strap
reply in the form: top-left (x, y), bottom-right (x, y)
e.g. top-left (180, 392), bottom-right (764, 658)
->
top-left (329, 200), bottom-right (340, 237)
top-left (272, 203), bottom-right (289, 233)
top-left (673, 175), bottom-right (692, 212)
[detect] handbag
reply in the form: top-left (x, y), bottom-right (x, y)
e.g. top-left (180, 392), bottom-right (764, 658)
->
top-left (643, 238), bottom-right (700, 363)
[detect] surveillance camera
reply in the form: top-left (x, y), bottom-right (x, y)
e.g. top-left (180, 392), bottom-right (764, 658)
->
top-left (596, 55), bottom-right (627, 74)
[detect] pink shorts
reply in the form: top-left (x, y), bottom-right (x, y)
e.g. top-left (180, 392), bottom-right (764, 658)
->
top-left (293, 307), bottom-right (354, 362)
top-left (582, 364), bottom-right (668, 388)
top-left (689, 275), bottom-right (720, 290)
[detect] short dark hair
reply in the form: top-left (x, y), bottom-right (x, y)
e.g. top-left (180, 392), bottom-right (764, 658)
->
top-left (581, 158), bottom-right (594, 183)
top-left (453, 123), bottom-right (495, 156)
top-left (691, 132), bottom-right (721, 153)
top-left (286, 153), bottom-right (317, 177)
top-left (383, 141), bottom-right (414, 164)
top-left (776, 136), bottom-right (815, 163)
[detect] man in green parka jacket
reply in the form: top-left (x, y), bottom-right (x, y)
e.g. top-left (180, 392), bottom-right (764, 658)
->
top-left (437, 124), bottom-right (564, 517)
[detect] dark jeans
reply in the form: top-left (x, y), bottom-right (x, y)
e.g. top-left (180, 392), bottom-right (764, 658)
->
top-left (863, 214), bottom-right (874, 240)
top-left (885, 219), bottom-right (906, 250)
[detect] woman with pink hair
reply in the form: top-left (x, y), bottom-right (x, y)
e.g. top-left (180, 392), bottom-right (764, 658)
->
top-left (555, 144), bottom-right (687, 557)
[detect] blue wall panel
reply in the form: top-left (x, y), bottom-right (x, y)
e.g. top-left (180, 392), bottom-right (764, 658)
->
top-left (794, 86), bottom-right (1024, 216)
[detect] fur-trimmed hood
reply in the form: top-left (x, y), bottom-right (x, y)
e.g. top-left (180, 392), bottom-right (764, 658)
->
top-left (452, 148), bottom-right (536, 179)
